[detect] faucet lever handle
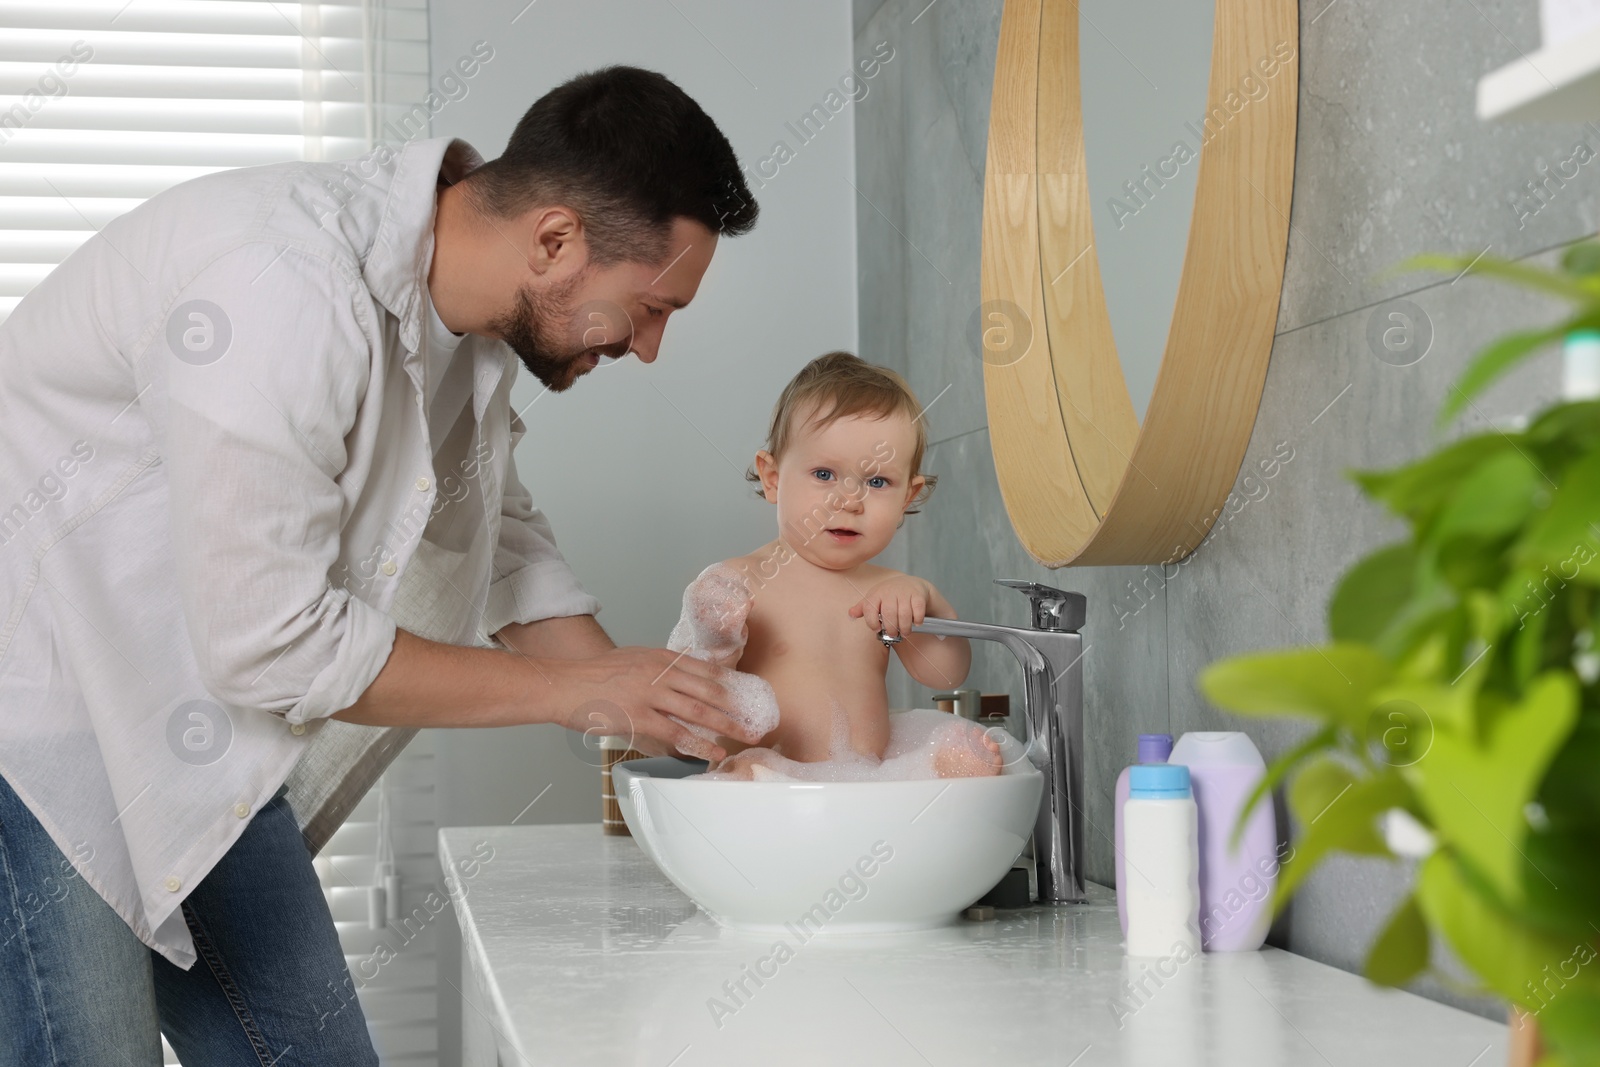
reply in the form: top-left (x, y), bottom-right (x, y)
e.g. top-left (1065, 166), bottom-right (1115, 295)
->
top-left (994, 579), bottom-right (1086, 633)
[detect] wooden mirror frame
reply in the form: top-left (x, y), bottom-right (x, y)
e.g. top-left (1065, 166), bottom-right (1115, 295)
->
top-left (980, 0), bottom-right (1298, 566)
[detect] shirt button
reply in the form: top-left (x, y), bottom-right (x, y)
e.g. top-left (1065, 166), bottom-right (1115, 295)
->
top-left (290, 723), bottom-right (306, 736)
top-left (381, 559), bottom-right (397, 576)
top-left (415, 476), bottom-right (430, 491)
top-left (163, 876), bottom-right (181, 892)
top-left (234, 803), bottom-right (250, 818)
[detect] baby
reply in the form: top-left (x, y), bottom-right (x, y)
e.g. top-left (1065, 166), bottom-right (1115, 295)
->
top-left (664, 351), bottom-right (1003, 781)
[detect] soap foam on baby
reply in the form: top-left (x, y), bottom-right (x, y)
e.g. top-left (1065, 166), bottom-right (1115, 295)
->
top-left (697, 703), bottom-right (1011, 783)
top-left (662, 563), bottom-right (781, 762)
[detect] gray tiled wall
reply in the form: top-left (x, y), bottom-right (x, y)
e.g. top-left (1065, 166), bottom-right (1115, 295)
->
top-left (855, 0), bottom-right (1597, 1020)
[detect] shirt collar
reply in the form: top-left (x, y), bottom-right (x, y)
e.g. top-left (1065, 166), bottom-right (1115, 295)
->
top-left (362, 136), bottom-right (486, 361)
top-left (421, 269), bottom-right (467, 412)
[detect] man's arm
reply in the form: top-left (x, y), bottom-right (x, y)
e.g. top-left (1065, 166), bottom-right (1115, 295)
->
top-left (493, 613), bottom-right (673, 757)
top-left (332, 627), bottom-right (753, 760)
top-left (493, 613), bottom-right (614, 660)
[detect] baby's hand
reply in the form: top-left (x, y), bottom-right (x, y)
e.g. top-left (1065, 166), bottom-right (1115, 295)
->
top-left (849, 575), bottom-right (935, 640)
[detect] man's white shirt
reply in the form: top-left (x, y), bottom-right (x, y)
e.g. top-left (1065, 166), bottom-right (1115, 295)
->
top-left (0, 136), bottom-right (600, 968)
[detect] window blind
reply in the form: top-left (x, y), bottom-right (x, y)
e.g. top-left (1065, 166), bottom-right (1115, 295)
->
top-left (0, 0), bottom-right (431, 325)
top-left (0, 3), bottom-right (441, 1062)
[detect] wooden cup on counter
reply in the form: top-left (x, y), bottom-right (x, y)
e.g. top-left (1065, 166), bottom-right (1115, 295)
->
top-left (600, 737), bottom-right (652, 836)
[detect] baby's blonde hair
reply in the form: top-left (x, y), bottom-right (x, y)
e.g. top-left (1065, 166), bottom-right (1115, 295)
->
top-left (745, 351), bottom-right (937, 513)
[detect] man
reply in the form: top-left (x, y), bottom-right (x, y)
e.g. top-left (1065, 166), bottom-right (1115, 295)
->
top-left (0, 66), bottom-right (759, 1064)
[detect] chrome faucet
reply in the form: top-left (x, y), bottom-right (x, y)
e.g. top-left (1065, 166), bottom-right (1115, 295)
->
top-left (882, 579), bottom-right (1088, 904)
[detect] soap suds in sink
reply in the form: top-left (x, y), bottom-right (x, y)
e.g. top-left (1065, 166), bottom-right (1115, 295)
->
top-left (695, 709), bottom-right (1011, 782)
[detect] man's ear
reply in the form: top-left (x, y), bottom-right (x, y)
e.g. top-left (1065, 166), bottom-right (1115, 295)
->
top-left (527, 205), bottom-right (584, 275)
top-left (754, 450), bottom-right (780, 503)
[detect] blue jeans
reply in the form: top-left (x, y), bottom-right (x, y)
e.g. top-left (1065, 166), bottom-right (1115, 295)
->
top-left (0, 773), bottom-right (380, 1066)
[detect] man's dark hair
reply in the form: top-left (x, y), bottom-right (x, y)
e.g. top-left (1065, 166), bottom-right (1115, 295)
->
top-left (462, 65), bottom-right (758, 265)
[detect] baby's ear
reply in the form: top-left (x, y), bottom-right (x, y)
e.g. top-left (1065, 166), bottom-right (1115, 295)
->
top-left (903, 474), bottom-right (927, 509)
top-left (754, 450), bottom-right (780, 503)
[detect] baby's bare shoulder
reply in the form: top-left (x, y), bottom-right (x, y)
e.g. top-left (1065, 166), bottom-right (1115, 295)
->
top-left (860, 562), bottom-right (923, 586)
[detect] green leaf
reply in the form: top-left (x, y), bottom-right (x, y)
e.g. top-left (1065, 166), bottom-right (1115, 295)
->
top-left (1392, 252), bottom-right (1600, 302)
top-left (1520, 716), bottom-right (1600, 936)
top-left (1289, 758), bottom-right (1369, 833)
top-left (1430, 449), bottom-right (1547, 544)
top-left (1363, 894), bottom-right (1430, 987)
top-left (1441, 320), bottom-right (1587, 425)
top-left (1329, 543), bottom-right (1416, 646)
top-left (1198, 645), bottom-right (1394, 735)
top-left (1415, 850), bottom-right (1600, 1013)
top-left (1371, 680), bottom-right (1476, 739)
top-left (1539, 986), bottom-right (1600, 1065)
top-left (1526, 398), bottom-right (1600, 454)
top-left (1354, 434), bottom-right (1513, 524)
top-left (1272, 761), bottom-right (1410, 907)
top-left (1516, 446), bottom-right (1600, 577)
top-left (1229, 724), bottom-right (1337, 852)
top-left (1365, 695), bottom-right (1440, 767)
top-left (1561, 240), bottom-right (1600, 277)
top-left (1412, 672), bottom-right (1579, 903)
top-left (1505, 574), bottom-right (1554, 687)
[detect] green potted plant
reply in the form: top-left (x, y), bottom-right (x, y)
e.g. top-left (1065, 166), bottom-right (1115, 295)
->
top-left (1199, 242), bottom-right (1600, 1067)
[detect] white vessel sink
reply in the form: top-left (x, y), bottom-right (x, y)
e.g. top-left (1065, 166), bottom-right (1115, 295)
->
top-left (613, 709), bottom-right (1043, 934)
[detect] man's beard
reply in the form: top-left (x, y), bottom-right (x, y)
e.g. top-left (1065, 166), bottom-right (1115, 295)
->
top-left (488, 273), bottom-right (628, 393)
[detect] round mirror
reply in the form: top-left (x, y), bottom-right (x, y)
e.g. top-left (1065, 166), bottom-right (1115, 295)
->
top-left (980, 0), bottom-right (1297, 566)
top-left (1079, 0), bottom-right (1215, 423)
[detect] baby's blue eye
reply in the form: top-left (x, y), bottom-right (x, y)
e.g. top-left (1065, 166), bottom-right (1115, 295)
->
top-left (645, 306), bottom-right (665, 318)
top-left (813, 469), bottom-right (834, 481)
top-left (867, 476), bottom-right (889, 489)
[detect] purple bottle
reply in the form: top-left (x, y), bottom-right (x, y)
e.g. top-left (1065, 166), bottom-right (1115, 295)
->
top-left (1168, 731), bottom-right (1276, 952)
top-left (1114, 733), bottom-right (1172, 937)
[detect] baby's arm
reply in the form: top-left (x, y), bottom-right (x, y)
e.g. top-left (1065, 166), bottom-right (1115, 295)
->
top-left (665, 562), bottom-right (780, 760)
top-left (667, 561), bottom-right (754, 668)
top-left (849, 573), bottom-right (973, 691)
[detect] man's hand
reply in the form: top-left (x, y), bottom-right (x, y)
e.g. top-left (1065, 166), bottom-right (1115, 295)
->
top-left (848, 575), bottom-right (935, 639)
top-left (542, 647), bottom-right (761, 762)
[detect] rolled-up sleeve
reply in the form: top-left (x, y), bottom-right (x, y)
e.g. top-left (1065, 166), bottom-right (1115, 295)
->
top-left (483, 405), bottom-right (602, 636)
top-left (160, 244), bottom-right (396, 725)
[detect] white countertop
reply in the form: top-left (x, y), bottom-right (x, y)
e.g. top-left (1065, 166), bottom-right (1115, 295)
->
top-left (440, 824), bottom-right (1508, 1067)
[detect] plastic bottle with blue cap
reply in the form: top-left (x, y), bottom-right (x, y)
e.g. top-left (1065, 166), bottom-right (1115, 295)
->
top-left (1123, 762), bottom-right (1200, 958)
top-left (1115, 733), bottom-right (1173, 936)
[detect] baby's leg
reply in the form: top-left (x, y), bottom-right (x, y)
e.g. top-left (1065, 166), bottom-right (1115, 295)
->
top-left (706, 746), bottom-right (807, 781)
top-left (931, 719), bottom-right (1005, 779)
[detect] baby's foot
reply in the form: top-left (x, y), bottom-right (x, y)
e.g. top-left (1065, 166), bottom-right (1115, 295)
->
top-left (932, 721), bottom-right (1005, 779)
top-left (709, 746), bottom-right (779, 780)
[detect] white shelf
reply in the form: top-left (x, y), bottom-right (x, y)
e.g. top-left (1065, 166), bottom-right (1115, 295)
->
top-left (1478, 24), bottom-right (1600, 121)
